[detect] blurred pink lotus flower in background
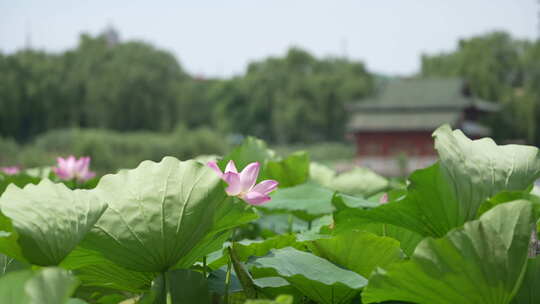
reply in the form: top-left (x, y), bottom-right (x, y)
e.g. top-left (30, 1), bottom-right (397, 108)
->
top-left (208, 160), bottom-right (278, 205)
top-left (53, 156), bottom-right (96, 182)
top-left (379, 193), bottom-right (388, 204)
top-left (1, 166), bottom-right (21, 175)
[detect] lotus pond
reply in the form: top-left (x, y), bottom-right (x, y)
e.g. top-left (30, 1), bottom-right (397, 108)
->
top-left (1, 125), bottom-right (540, 304)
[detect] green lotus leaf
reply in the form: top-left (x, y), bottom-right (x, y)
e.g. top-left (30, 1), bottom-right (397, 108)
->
top-left (174, 196), bottom-right (258, 269)
top-left (61, 247), bottom-right (155, 293)
top-left (310, 163), bottom-right (389, 197)
top-left (0, 212), bottom-right (24, 262)
top-left (262, 151), bottom-right (310, 188)
top-left (219, 137), bottom-right (276, 171)
top-left (208, 234), bottom-right (303, 271)
top-left (0, 180), bottom-right (107, 265)
top-left (252, 277), bottom-right (301, 302)
top-left (511, 256), bottom-right (540, 304)
top-left (331, 208), bottom-right (424, 256)
top-left (362, 200), bottom-right (533, 304)
top-left (82, 157), bottom-right (255, 272)
top-left (307, 230), bottom-right (402, 278)
top-left (259, 183), bottom-right (335, 222)
top-left (249, 247), bottom-right (367, 304)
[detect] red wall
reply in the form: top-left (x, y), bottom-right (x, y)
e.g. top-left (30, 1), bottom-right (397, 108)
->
top-left (354, 131), bottom-right (436, 157)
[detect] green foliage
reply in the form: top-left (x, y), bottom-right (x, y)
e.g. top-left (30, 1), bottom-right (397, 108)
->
top-left (330, 211), bottom-right (423, 257)
top-left (149, 270), bottom-right (211, 304)
top-left (209, 234), bottom-right (304, 270)
top-left (0, 268), bottom-right (80, 304)
top-left (420, 31), bottom-right (540, 144)
top-left (60, 247), bottom-right (155, 293)
top-left (33, 127), bottom-right (228, 172)
top-left (219, 137), bottom-right (276, 173)
top-left (219, 136), bottom-right (310, 189)
top-left (0, 253), bottom-right (29, 277)
top-left (310, 163), bottom-right (388, 197)
top-left (0, 180), bottom-right (107, 265)
top-left (273, 142), bottom-right (354, 164)
top-left (214, 48), bottom-right (374, 144)
top-left (263, 152), bottom-right (310, 188)
top-left (0, 130), bottom-right (538, 304)
top-left (249, 247), bottom-right (367, 304)
top-left (244, 295), bottom-right (293, 304)
top-left (350, 125), bottom-right (540, 237)
top-left (81, 157), bottom-right (256, 272)
top-left (0, 34), bottom-right (374, 146)
top-left (0, 172), bottom-right (41, 195)
top-left (0, 34), bottom-right (191, 142)
top-left (307, 230), bottom-right (402, 278)
top-left (259, 183), bottom-right (335, 222)
top-left (362, 200), bottom-right (533, 304)
top-left (511, 257), bottom-right (540, 304)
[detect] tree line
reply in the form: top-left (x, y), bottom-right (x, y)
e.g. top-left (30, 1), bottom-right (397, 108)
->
top-left (1, 30), bottom-right (540, 145)
top-left (421, 31), bottom-right (540, 144)
top-left (0, 33), bottom-right (374, 144)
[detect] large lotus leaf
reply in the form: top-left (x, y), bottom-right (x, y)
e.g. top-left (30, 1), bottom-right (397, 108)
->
top-left (0, 267), bottom-right (79, 304)
top-left (256, 214), bottom-right (310, 236)
top-left (249, 247), bottom-right (367, 304)
top-left (362, 200), bottom-right (533, 304)
top-left (262, 152), bottom-right (309, 188)
top-left (233, 235), bottom-right (304, 263)
top-left (331, 193), bottom-right (378, 210)
top-left (331, 208), bottom-right (424, 257)
top-left (329, 192), bottom-right (421, 256)
top-left (174, 197), bottom-right (258, 269)
top-left (259, 183), bottom-right (335, 222)
top-left (0, 212), bottom-right (24, 261)
top-left (511, 257), bottom-right (540, 304)
top-left (61, 247), bottom-right (155, 293)
top-left (307, 230), bottom-right (402, 278)
top-left (478, 190), bottom-right (540, 218)
top-left (82, 157), bottom-right (254, 272)
top-left (349, 125), bottom-right (540, 237)
top-left (0, 180), bottom-right (107, 265)
top-left (435, 126), bottom-right (540, 219)
top-left (327, 167), bottom-right (389, 197)
top-left (310, 163), bottom-right (388, 197)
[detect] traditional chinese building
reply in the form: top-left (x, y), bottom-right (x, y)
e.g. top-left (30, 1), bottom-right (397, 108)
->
top-left (347, 78), bottom-right (499, 175)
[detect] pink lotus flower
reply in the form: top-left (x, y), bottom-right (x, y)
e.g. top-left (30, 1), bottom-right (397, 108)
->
top-left (379, 193), bottom-right (388, 204)
top-left (1, 166), bottom-right (20, 175)
top-left (207, 160), bottom-right (278, 205)
top-left (53, 156), bottom-right (96, 182)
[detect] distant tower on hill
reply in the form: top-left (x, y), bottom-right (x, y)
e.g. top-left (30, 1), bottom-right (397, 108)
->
top-left (101, 25), bottom-right (120, 47)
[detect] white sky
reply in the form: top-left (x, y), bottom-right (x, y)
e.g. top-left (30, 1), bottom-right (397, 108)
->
top-left (0, 1), bottom-right (537, 77)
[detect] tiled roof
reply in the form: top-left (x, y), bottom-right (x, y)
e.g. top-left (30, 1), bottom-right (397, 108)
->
top-left (348, 77), bottom-right (498, 132)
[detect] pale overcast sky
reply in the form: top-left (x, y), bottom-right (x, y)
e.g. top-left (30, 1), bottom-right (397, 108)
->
top-left (0, 1), bottom-right (537, 77)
